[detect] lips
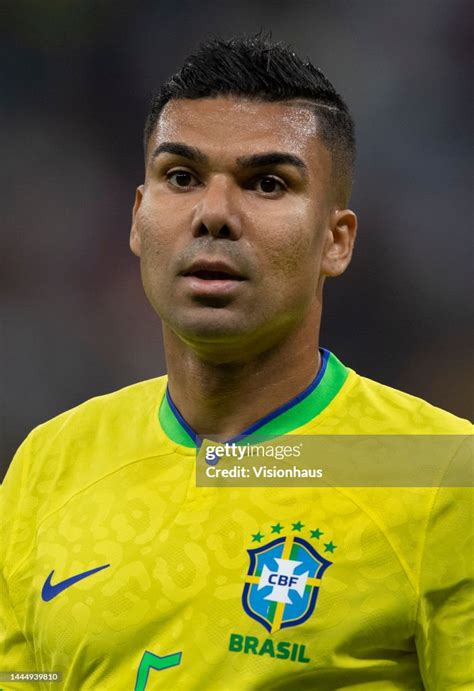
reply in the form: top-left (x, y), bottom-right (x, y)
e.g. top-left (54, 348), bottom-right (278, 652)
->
top-left (187, 269), bottom-right (244, 281)
top-left (181, 259), bottom-right (245, 281)
top-left (179, 258), bottom-right (247, 299)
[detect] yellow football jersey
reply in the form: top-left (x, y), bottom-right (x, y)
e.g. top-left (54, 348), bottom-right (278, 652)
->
top-left (1, 351), bottom-right (472, 690)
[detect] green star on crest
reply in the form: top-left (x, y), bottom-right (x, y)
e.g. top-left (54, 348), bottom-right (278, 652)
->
top-left (324, 541), bottom-right (337, 553)
top-left (251, 532), bottom-right (264, 543)
top-left (310, 528), bottom-right (323, 539)
top-left (292, 521), bottom-right (304, 532)
top-left (271, 523), bottom-right (283, 534)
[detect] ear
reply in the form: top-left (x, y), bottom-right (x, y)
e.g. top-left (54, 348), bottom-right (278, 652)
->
top-left (320, 208), bottom-right (357, 277)
top-left (130, 185), bottom-right (144, 257)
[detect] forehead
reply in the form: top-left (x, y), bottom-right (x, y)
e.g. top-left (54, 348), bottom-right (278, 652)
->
top-left (148, 97), bottom-right (329, 169)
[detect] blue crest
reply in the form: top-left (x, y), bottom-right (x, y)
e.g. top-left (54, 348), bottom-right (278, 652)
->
top-left (242, 536), bottom-right (332, 634)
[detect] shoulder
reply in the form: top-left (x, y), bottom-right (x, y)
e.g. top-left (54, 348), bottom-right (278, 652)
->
top-left (30, 376), bottom-right (168, 446)
top-left (3, 376), bottom-right (169, 512)
top-left (326, 367), bottom-right (472, 434)
top-left (1, 377), bottom-right (174, 574)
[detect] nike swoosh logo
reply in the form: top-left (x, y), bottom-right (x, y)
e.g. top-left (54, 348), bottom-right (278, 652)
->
top-left (41, 563), bottom-right (110, 601)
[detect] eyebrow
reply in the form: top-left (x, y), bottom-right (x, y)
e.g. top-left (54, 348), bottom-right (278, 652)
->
top-left (236, 152), bottom-right (307, 176)
top-left (152, 143), bottom-right (308, 177)
top-left (151, 142), bottom-right (208, 164)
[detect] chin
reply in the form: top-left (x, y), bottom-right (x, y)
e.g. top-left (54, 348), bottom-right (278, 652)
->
top-left (161, 306), bottom-right (266, 355)
top-left (173, 314), bottom-right (254, 344)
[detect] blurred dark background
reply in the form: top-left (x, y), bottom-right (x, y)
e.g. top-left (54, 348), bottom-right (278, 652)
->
top-left (1, 0), bottom-right (473, 480)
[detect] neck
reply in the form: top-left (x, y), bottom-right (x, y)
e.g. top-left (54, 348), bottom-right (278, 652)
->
top-left (163, 319), bottom-right (321, 438)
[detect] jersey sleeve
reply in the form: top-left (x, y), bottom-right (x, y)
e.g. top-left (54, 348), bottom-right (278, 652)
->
top-left (1, 437), bottom-right (38, 691)
top-left (415, 440), bottom-right (474, 689)
top-left (1, 569), bottom-right (38, 690)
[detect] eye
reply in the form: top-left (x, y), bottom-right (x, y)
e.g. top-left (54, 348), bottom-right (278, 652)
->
top-left (254, 176), bottom-right (286, 195)
top-left (166, 169), bottom-right (200, 189)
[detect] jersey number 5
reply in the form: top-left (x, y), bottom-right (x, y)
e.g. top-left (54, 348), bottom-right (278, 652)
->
top-left (134, 650), bottom-right (182, 690)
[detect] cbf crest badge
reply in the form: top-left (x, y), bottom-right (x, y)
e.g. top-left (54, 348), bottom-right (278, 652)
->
top-left (242, 524), bottom-right (334, 634)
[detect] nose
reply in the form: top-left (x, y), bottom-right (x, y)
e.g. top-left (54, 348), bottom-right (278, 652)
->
top-left (191, 175), bottom-right (242, 240)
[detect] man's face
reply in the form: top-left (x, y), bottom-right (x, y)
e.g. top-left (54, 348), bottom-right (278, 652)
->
top-left (131, 97), bottom-right (348, 356)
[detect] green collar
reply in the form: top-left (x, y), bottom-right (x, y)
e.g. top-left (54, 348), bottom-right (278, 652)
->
top-left (158, 349), bottom-right (348, 448)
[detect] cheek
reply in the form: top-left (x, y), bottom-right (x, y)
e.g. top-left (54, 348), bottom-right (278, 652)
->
top-left (136, 205), bottom-right (175, 270)
top-left (263, 214), bottom-right (322, 281)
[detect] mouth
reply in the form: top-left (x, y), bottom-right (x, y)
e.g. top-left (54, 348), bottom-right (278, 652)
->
top-left (180, 259), bottom-right (247, 298)
top-left (181, 260), bottom-right (246, 281)
top-left (185, 269), bottom-right (245, 281)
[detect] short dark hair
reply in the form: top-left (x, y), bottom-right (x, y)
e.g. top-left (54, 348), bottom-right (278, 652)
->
top-left (144, 34), bottom-right (356, 205)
